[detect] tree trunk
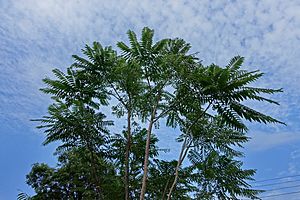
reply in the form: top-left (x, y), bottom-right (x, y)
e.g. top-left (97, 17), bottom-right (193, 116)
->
top-left (167, 137), bottom-right (192, 200)
top-left (162, 177), bottom-right (171, 200)
top-left (139, 106), bottom-right (157, 200)
top-left (124, 110), bottom-right (131, 200)
top-left (166, 137), bottom-right (187, 200)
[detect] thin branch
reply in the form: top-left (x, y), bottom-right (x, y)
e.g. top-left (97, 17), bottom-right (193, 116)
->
top-left (187, 101), bottom-right (213, 133)
top-left (153, 100), bottom-right (176, 123)
top-left (167, 101), bottom-right (213, 199)
top-left (109, 83), bottom-right (127, 108)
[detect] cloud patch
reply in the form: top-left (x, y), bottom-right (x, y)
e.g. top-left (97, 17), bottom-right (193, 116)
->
top-left (0, 0), bottom-right (299, 138)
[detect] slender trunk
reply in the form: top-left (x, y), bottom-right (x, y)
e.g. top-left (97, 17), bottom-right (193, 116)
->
top-left (161, 178), bottom-right (171, 200)
top-left (110, 83), bottom-right (132, 199)
top-left (140, 82), bottom-right (166, 199)
top-left (125, 110), bottom-right (131, 200)
top-left (166, 137), bottom-right (190, 200)
top-left (167, 102), bottom-right (213, 199)
top-left (139, 104), bottom-right (158, 200)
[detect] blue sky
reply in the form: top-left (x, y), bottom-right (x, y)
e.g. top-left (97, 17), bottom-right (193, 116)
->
top-left (0, 0), bottom-right (300, 199)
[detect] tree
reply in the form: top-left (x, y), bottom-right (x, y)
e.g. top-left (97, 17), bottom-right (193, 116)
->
top-left (21, 27), bottom-right (284, 200)
top-left (24, 147), bottom-right (123, 200)
top-left (185, 117), bottom-right (262, 199)
top-left (33, 99), bottom-right (113, 198)
top-left (20, 126), bottom-right (164, 200)
top-left (165, 59), bottom-right (283, 199)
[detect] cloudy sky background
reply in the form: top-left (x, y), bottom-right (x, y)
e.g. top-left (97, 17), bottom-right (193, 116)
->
top-left (1, 0), bottom-right (300, 199)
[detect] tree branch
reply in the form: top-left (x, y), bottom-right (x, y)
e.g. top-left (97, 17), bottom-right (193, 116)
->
top-left (167, 101), bottom-right (212, 199)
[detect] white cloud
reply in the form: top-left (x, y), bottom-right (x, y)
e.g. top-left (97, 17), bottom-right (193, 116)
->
top-left (0, 0), bottom-right (299, 135)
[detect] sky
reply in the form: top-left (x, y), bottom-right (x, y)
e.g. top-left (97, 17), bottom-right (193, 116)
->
top-left (0, 0), bottom-right (300, 199)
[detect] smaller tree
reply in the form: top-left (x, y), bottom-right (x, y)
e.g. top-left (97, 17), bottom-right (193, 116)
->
top-left (25, 147), bottom-right (123, 200)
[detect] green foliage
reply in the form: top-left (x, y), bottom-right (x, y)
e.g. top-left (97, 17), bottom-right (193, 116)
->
top-left (191, 151), bottom-right (261, 200)
top-left (147, 159), bottom-right (194, 199)
top-left (25, 147), bottom-right (123, 200)
top-left (21, 27), bottom-right (284, 200)
top-left (110, 126), bottom-right (160, 199)
top-left (110, 127), bottom-right (159, 167)
top-left (33, 100), bottom-right (112, 153)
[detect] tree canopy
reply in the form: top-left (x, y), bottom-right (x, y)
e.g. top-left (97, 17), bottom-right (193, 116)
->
top-left (19, 27), bottom-right (284, 200)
